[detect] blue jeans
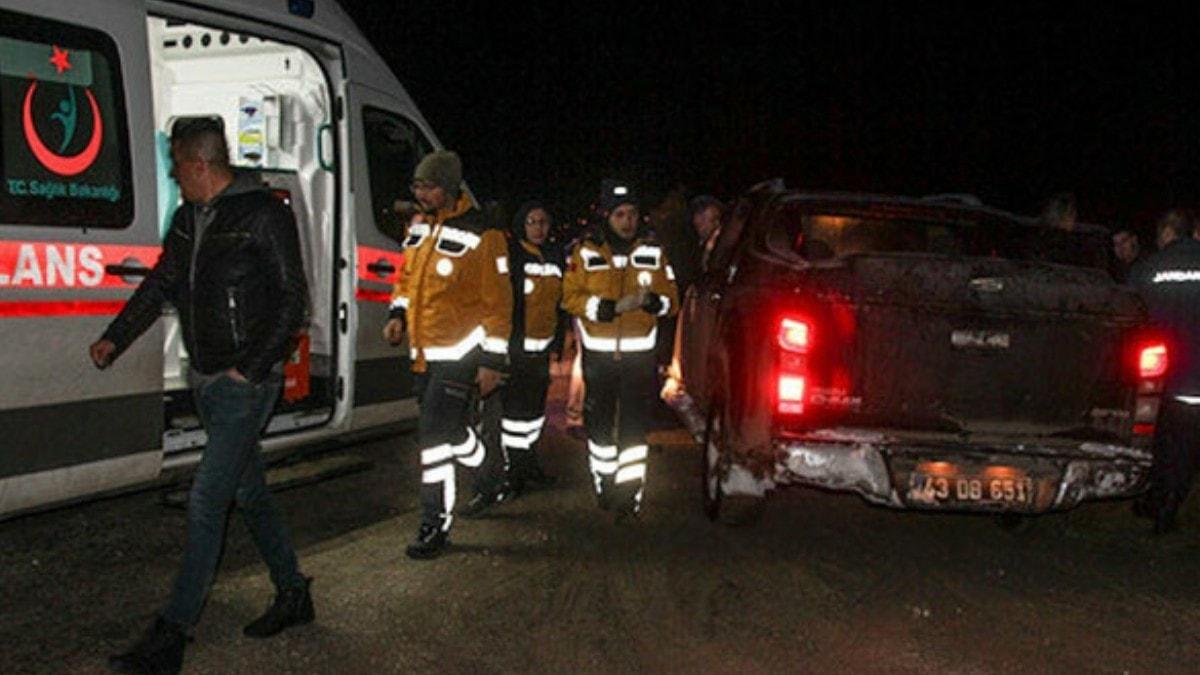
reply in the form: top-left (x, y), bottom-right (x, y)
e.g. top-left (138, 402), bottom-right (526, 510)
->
top-left (162, 373), bottom-right (304, 628)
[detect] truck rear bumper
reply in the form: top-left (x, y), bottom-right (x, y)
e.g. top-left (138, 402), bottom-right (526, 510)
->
top-left (769, 429), bottom-right (1152, 513)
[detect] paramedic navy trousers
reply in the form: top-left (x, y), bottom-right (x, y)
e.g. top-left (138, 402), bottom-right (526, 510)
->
top-left (582, 349), bottom-right (656, 512)
top-left (414, 352), bottom-right (488, 532)
top-left (499, 351), bottom-right (552, 476)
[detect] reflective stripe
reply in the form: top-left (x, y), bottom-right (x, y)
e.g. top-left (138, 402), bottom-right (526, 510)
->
top-left (1176, 395), bottom-right (1200, 405)
top-left (657, 296), bottom-right (671, 317)
top-left (581, 248), bottom-right (608, 270)
top-left (502, 417), bottom-right (545, 434)
top-left (409, 223), bottom-right (431, 237)
top-left (414, 325), bottom-right (485, 361)
top-left (1152, 270), bottom-right (1200, 283)
top-left (586, 295), bottom-right (601, 322)
top-left (618, 445), bottom-right (648, 465)
top-left (422, 463), bottom-right (454, 484)
top-left (579, 324), bottom-right (657, 352)
top-left (502, 433), bottom-right (532, 449)
top-left (422, 463), bottom-right (456, 532)
top-left (590, 457), bottom-right (618, 475)
top-left (459, 440), bottom-right (485, 468)
top-left (524, 262), bottom-right (562, 277)
top-left (631, 245), bottom-right (661, 269)
top-left (390, 296), bottom-right (409, 311)
top-left (450, 427), bottom-right (477, 457)
top-left (482, 336), bottom-right (508, 354)
top-left (615, 464), bottom-right (646, 484)
top-left (665, 264), bottom-right (675, 281)
top-left (612, 255), bottom-right (628, 269)
top-left (496, 256), bottom-right (509, 274)
top-left (524, 336), bottom-right (553, 352)
top-left (438, 226), bottom-right (482, 249)
top-left (421, 443), bottom-right (455, 465)
top-left (588, 440), bottom-right (618, 459)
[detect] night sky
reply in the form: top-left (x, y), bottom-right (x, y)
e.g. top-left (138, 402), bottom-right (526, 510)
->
top-left (343, 2), bottom-right (1199, 234)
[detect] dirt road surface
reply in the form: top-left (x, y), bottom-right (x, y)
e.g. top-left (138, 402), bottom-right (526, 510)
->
top-left (2, 378), bottom-right (1199, 674)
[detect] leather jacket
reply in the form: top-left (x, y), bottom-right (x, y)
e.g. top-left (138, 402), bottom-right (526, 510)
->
top-left (103, 172), bottom-right (308, 383)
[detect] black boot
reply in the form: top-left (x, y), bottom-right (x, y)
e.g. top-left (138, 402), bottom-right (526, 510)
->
top-left (107, 617), bottom-right (187, 675)
top-left (406, 524), bottom-right (449, 560)
top-left (613, 499), bottom-right (641, 525)
top-left (460, 480), bottom-right (520, 518)
top-left (243, 576), bottom-right (315, 638)
top-left (460, 489), bottom-right (499, 518)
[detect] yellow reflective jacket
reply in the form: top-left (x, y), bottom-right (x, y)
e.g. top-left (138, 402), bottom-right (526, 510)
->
top-left (562, 232), bottom-right (678, 354)
top-left (511, 239), bottom-right (563, 354)
top-left (390, 194), bottom-right (512, 372)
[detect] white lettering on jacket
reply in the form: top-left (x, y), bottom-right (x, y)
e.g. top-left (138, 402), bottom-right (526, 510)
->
top-left (1152, 270), bottom-right (1200, 283)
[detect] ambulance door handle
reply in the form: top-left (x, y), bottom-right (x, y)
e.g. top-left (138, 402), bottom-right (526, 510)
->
top-left (366, 259), bottom-right (395, 278)
top-left (105, 263), bottom-right (150, 285)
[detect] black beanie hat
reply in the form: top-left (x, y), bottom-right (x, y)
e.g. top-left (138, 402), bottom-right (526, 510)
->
top-left (598, 178), bottom-right (638, 214)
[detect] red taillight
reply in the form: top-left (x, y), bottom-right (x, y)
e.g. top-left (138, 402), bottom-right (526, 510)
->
top-left (778, 375), bottom-right (806, 415)
top-left (1139, 343), bottom-right (1168, 379)
top-left (778, 317), bottom-right (811, 353)
top-left (777, 315), bottom-right (811, 415)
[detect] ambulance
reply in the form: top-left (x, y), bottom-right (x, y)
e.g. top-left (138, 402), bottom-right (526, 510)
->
top-left (0, 0), bottom-right (438, 517)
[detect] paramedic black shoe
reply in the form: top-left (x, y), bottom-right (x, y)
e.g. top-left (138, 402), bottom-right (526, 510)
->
top-left (107, 617), bottom-right (187, 675)
top-left (613, 503), bottom-right (641, 525)
top-left (494, 480), bottom-right (521, 503)
top-left (460, 490), bottom-right (501, 518)
top-left (243, 576), bottom-right (315, 638)
top-left (406, 525), bottom-right (449, 559)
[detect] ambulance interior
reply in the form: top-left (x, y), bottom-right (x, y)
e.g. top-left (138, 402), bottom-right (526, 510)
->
top-left (147, 17), bottom-right (337, 453)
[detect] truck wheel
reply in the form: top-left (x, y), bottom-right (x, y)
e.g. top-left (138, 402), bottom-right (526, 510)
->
top-left (703, 405), bottom-right (765, 526)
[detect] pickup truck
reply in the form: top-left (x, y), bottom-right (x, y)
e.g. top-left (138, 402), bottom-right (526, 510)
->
top-left (669, 183), bottom-right (1164, 523)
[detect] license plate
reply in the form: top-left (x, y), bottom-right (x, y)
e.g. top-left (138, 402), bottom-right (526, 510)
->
top-left (907, 472), bottom-right (1035, 507)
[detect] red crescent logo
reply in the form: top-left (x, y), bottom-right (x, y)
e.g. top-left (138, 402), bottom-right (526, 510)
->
top-left (22, 80), bottom-right (104, 177)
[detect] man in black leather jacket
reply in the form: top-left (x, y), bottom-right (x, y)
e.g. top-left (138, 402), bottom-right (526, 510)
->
top-left (91, 118), bottom-right (313, 674)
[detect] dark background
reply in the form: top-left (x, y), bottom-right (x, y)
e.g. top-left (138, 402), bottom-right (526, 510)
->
top-left (342, 2), bottom-right (1198, 235)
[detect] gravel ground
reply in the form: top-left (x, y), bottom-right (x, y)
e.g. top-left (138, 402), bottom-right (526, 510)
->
top-left (2, 377), bottom-right (1199, 674)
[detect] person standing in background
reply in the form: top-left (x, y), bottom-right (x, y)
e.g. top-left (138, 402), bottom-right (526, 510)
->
top-left (1131, 209), bottom-right (1200, 534)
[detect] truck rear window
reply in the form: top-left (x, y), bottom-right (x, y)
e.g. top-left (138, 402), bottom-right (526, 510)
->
top-left (766, 205), bottom-right (1110, 271)
top-left (0, 9), bottom-right (132, 228)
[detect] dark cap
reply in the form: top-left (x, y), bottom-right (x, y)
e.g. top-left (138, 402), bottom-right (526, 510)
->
top-left (414, 150), bottom-right (463, 199)
top-left (598, 178), bottom-right (638, 214)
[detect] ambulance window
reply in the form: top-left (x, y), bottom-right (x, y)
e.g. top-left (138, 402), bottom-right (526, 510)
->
top-left (0, 9), bottom-right (133, 228)
top-left (362, 107), bottom-right (432, 244)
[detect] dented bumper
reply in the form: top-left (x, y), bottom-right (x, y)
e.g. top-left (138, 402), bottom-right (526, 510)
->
top-left (770, 429), bottom-right (1151, 512)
